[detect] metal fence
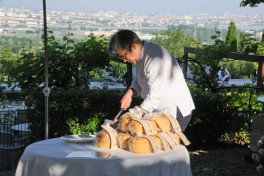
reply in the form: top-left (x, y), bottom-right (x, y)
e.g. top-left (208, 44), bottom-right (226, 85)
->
top-left (0, 110), bottom-right (28, 170)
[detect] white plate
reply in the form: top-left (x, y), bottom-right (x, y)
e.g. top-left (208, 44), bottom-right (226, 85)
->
top-left (60, 134), bottom-right (95, 143)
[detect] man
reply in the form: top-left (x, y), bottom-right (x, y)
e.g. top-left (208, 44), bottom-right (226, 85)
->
top-left (218, 64), bottom-right (231, 84)
top-left (108, 29), bottom-right (195, 131)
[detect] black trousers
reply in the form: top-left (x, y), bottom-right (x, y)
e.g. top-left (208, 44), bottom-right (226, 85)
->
top-left (176, 107), bottom-right (192, 132)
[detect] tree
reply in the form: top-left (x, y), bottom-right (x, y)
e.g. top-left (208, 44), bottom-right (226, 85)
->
top-left (10, 47), bottom-right (43, 90)
top-left (10, 31), bottom-right (110, 91)
top-left (191, 30), bottom-right (229, 90)
top-left (0, 47), bottom-right (16, 83)
top-left (240, 0), bottom-right (264, 7)
top-left (73, 33), bottom-right (110, 87)
top-left (226, 21), bottom-right (238, 52)
top-left (226, 61), bottom-right (256, 78)
top-left (150, 29), bottom-right (198, 60)
top-left (257, 32), bottom-right (264, 55)
top-left (238, 31), bottom-right (258, 54)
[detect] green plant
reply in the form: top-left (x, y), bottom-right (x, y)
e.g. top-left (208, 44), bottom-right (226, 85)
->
top-left (186, 86), bottom-right (263, 147)
top-left (66, 113), bottom-right (104, 135)
top-left (226, 21), bottom-right (238, 52)
top-left (189, 30), bottom-right (229, 91)
top-left (150, 29), bottom-right (198, 60)
top-left (1, 111), bottom-right (16, 124)
top-left (10, 31), bottom-right (110, 91)
top-left (219, 129), bottom-right (250, 145)
top-left (0, 95), bottom-right (16, 125)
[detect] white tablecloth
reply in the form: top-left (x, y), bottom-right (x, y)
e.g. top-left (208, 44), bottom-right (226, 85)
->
top-left (15, 138), bottom-right (192, 176)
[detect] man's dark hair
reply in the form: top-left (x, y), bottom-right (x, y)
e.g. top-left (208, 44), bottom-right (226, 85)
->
top-left (108, 29), bottom-right (141, 56)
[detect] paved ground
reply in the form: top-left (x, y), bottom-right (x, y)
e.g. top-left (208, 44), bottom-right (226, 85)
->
top-left (218, 78), bottom-right (255, 87)
top-left (190, 147), bottom-right (259, 176)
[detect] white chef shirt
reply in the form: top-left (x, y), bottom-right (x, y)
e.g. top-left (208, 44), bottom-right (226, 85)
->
top-left (130, 41), bottom-right (195, 117)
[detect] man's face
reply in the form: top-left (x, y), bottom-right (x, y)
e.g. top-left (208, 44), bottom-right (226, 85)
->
top-left (117, 43), bottom-right (141, 64)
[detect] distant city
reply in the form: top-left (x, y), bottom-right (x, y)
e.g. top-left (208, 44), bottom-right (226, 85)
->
top-left (0, 7), bottom-right (263, 41)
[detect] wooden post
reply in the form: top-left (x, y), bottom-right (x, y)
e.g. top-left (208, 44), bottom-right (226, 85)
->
top-left (126, 63), bottom-right (132, 89)
top-left (257, 61), bottom-right (264, 87)
top-left (183, 51), bottom-right (188, 79)
top-left (183, 47), bottom-right (196, 80)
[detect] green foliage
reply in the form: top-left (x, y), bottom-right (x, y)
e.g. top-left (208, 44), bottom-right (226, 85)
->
top-left (0, 47), bottom-right (17, 83)
top-left (25, 88), bottom-right (143, 141)
top-left (220, 129), bottom-right (250, 145)
top-left (238, 32), bottom-right (259, 54)
top-left (0, 35), bottom-right (40, 51)
top-left (226, 21), bottom-right (238, 52)
top-left (240, 0), bottom-right (264, 7)
top-left (190, 30), bottom-right (229, 90)
top-left (257, 41), bottom-right (264, 56)
top-left (73, 33), bottom-right (110, 87)
top-left (226, 60), bottom-right (256, 78)
top-left (150, 29), bottom-right (198, 60)
top-left (186, 87), bottom-right (263, 146)
top-left (10, 48), bottom-right (43, 90)
top-left (186, 87), bottom-right (232, 144)
top-left (66, 114), bottom-right (104, 135)
top-left (189, 29), bottom-right (258, 89)
top-left (20, 81), bottom-right (263, 146)
top-left (0, 95), bottom-right (26, 125)
top-left (1, 26), bottom-right (263, 149)
top-left (168, 25), bottom-right (228, 45)
top-left (110, 60), bottom-right (127, 80)
top-left (0, 95), bottom-right (15, 124)
top-left (10, 31), bottom-right (110, 91)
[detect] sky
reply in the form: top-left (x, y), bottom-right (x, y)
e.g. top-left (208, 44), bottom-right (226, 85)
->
top-left (0, 0), bottom-right (263, 15)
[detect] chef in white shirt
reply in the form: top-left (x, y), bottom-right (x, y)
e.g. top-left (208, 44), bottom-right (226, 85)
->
top-left (108, 29), bottom-right (195, 131)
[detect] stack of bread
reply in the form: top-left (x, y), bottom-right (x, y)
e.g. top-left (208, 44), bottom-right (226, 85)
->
top-left (95, 106), bottom-right (190, 154)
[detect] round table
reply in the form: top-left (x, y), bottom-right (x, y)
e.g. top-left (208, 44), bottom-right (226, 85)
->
top-left (15, 138), bottom-right (192, 176)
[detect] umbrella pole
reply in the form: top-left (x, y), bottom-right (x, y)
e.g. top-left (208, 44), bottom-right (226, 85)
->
top-left (42, 0), bottom-right (49, 139)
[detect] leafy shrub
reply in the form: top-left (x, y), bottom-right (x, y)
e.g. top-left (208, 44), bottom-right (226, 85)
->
top-left (24, 84), bottom-right (262, 147)
top-left (186, 86), bottom-right (263, 147)
top-left (25, 88), bottom-right (142, 141)
top-left (66, 113), bottom-right (104, 135)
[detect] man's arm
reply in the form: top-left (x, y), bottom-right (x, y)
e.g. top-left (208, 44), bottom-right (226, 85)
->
top-left (225, 68), bottom-right (231, 78)
top-left (120, 88), bottom-right (137, 110)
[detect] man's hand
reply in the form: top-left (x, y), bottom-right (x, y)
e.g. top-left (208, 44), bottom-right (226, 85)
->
top-left (120, 88), bottom-right (134, 110)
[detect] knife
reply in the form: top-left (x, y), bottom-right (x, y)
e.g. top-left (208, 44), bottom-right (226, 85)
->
top-left (112, 109), bottom-right (124, 123)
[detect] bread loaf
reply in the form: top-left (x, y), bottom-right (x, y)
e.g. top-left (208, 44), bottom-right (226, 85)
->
top-left (128, 119), bottom-right (158, 136)
top-left (152, 113), bottom-right (172, 132)
top-left (95, 130), bottom-right (111, 149)
top-left (118, 113), bottom-right (132, 133)
top-left (95, 124), bottom-right (118, 149)
top-left (117, 133), bottom-right (131, 150)
top-left (128, 135), bottom-right (159, 154)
